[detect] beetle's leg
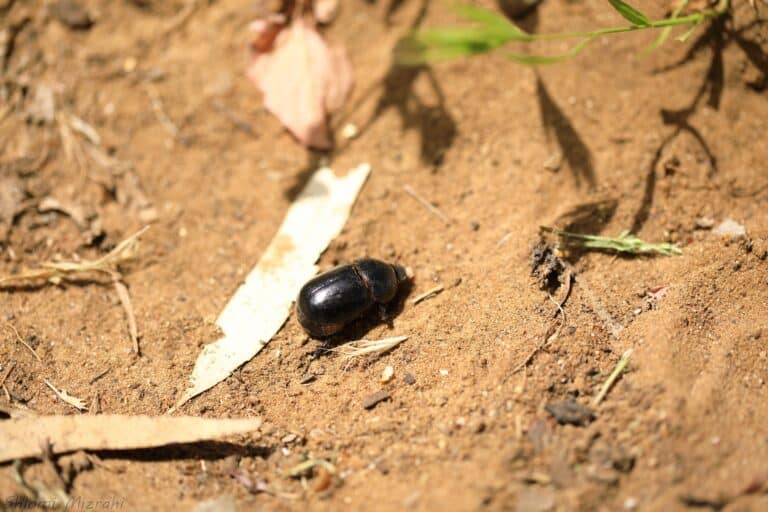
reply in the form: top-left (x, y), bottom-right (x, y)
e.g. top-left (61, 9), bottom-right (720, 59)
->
top-left (378, 304), bottom-right (395, 329)
top-left (304, 339), bottom-right (331, 373)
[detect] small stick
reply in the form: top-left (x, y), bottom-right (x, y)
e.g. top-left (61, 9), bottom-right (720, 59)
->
top-left (162, 0), bottom-right (201, 35)
top-left (411, 285), bottom-right (444, 305)
top-left (496, 232), bottom-right (513, 248)
top-left (88, 368), bottom-right (110, 385)
top-left (211, 100), bottom-right (257, 137)
top-left (573, 273), bottom-right (623, 339)
top-left (144, 83), bottom-right (181, 138)
top-left (330, 336), bottom-right (408, 358)
top-left (511, 324), bottom-right (558, 374)
top-left (592, 349), bottom-right (633, 407)
top-left (4, 323), bottom-right (42, 362)
top-left (511, 277), bottom-right (570, 373)
top-left (553, 271), bottom-right (574, 318)
top-left (113, 280), bottom-right (139, 355)
top-left (0, 363), bottom-right (15, 387)
top-left (402, 185), bottom-right (451, 226)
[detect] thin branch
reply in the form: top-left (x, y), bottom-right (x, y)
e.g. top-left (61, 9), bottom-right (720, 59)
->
top-left (402, 185), bottom-right (451, 226)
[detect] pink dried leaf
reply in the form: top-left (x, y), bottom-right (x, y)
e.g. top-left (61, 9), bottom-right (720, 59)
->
top-left (247, 18), bottom-right (353, 149)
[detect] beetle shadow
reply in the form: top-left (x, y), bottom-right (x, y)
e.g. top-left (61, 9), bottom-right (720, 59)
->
top-left (632, 15), bottom-right (728, 233)
top-left (536, 77), bottom-right (597, 191)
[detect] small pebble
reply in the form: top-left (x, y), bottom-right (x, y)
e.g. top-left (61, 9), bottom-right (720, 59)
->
top-left (439, 369), bottom-right (449, 376)
top-left (381, 366), bottom-right (394, 383)
top-left (404, 372), bottom-right (416, 385)
top-left (341, 123), bottom-right (359, 140)
top-left (545, 399), bottom-right (595, 426)
top-left (624, 497), bottom-right (638, 510)
top-left (54, 0), bottom-right (93, 30)
top-left (362, 390), bottom-right (391, 410)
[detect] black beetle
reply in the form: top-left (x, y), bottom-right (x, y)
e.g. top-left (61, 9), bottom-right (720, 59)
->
top-left (296, 259), bottom-right (409, 337)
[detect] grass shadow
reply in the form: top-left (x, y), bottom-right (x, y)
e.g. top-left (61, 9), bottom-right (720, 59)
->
top-left (552, 199), bottom-right (618, 263)
top-left (632, 15), bottom-right (732, 233)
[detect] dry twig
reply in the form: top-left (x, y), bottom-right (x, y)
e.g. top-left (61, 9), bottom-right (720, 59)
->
top-left (329, 336), bottom-right (408, 359)
top-left (402, 185), bottom-right (451, 226)
top-left (113, 280), bottom-right (139, 355)
top-left (0, 226), bottom-right (148, 286)
top-left (0, 229), bottom-right (147, 355)
top-left (143, 83), bottom-right (182, 139)
top-left (3, 323), bottom-right (42, 362)
top-left (512, 271), bottom-right (572, 373)
top-left (592, 349), bottom-right (633, 406)
top-left (43, 379), bottom-right (88, 411)
top-left (0, 363), bottom-right (15, 387)
top-left (411, 285), bottom-right (444, 305)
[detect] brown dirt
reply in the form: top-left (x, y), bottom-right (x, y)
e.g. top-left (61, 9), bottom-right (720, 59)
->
top-left (1, 0), bottom-right (768, 510)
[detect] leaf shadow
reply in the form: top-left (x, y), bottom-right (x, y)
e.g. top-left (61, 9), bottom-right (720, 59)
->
top-left (356, 0), bottom-right (458, 170)
top-left (93, 441), bottom-right (273, 462)
top-left (536, 77), bottom-right (597, 190)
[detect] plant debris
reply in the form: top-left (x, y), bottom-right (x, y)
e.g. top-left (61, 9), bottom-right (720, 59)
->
top-left (592, 349), bottom-right (633, 406)
top-left (402, 185), bottom-right (451, 226)
top-left (541, 226), bottom-right (682, 256)
top-left (247, 16), bottom-right (352, 148)
top-left (411, 285), bottom-right (444, 305)
top-left (530, 240), bottom-right (565, 291)
top-left (329, 335), bottom-right (408, 359)
top-left (284, 458), bottom-right (337, 479)
top-left (43, 379), bottom-right (88, 411)
top-left (0, 226), bottom-right (147, 287)
top-left (0, 415), bottom-right (262, 462)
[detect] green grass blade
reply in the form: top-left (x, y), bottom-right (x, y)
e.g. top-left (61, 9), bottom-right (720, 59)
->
top-left (394, 28), bottom-right (500, 65)
top-left (540, 226), bottom-right (682, 256)
top-left (506, 37), bottom-right (595, 65)
top-left (607, 0), bottom-right (651, 26)
top-left (643, 0), bottom-right (689, 53)
top-left (676, 22), bottom-right (699, 41)
top-left (645, 26), bottom-right (672, 52)
top-left (451, 3), bottom-right (529, 36)
top-left (394, 19), bottom-right (530, 66)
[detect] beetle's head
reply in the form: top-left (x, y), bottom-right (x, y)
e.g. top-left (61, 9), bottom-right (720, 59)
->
top-left (393, 264), bottom-right (412, 283)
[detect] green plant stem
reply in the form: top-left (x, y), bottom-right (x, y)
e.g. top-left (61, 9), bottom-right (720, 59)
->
top-left (531, 0), bottom-right (728, 41)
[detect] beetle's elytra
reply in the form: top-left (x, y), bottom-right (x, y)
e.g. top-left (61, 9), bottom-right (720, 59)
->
top-left (296, 259), bottom-right (409, 337)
